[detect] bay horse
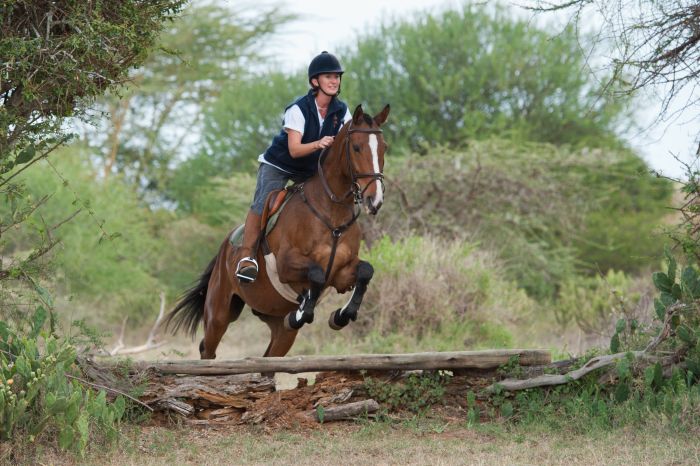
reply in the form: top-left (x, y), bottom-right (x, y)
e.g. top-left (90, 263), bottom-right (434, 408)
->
top-left (164, 104), bottom-right (390, 359)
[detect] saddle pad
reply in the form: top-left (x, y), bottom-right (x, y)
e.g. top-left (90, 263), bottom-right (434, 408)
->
top-left (264, 252), bottom-right (336, 304)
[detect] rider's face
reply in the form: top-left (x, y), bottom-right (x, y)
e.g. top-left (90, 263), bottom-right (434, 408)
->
top-left (313, 73), bottom-right (341, 95)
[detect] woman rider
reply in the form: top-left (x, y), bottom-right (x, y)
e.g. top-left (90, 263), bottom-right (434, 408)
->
top-left (236, 51), bottom-right (352, 283)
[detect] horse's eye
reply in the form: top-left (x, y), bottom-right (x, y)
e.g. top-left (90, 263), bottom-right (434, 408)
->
top-left (352, 144), bottom-right (361, 152)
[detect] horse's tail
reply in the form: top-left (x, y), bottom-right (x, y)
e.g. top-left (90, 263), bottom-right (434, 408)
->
top-left (162, 255), bottom-right (217, 339)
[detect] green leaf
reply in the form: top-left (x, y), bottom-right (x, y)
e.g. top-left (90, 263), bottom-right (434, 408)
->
top-left (77, 412), bottom-right (89, 454)
top-left (14, 356), bottom-right (31, 378)
top-left (672, 283), bottom-right (682, 300)
top-left (316, 405), bottom-right (325, 424)
top-left (610, 333), bottom-right (620, 353)
top-left (644, 365), bottom-right (655, 388)
top-left (59, 428), bottom-right (74, 450)
top-left (676, 325), bottom-right (696, 345)
top-left (500, 402), bottom-right (514, 418)
top-left (660, 292), bottom-right (676, 307)
top-left (652, 272), bottom-right (673, 293)
top-left (665, 248), bottom-right (677, 284)
top-left (614, 383), bottom-right (630, 402)
top-left (652, 362), bottom-right (663, 389)
top-left (29, 306), bottom-right (48, 339)
top-left (29, 279), bottom-right (54, 308)
top-left (16, 145), bottom-right (36, 164)
top-left (113, 396), bottom-right (126, 419)
top-left (654, 298), bottom-right (666, 320)
top-left (615, 319), bottom-right (626, 334)
top-left (681, 266), bottom-right (698, 292)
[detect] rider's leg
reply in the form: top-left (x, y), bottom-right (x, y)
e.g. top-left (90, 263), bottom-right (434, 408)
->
top-left (235, 209), bottom-right (262, 283)
top-left (236, 163), bottom-right (290, 283)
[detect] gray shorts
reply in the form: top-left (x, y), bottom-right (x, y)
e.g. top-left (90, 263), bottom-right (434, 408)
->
top-left (251, 163), bottom-right (304, 214)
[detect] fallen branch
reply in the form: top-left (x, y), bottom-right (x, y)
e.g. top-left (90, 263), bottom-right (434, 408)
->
top-left (109, 292), bottom-right (167, 355)
top-left (308, 399), bottom-right (380, 422)
top-left (487, 305), bottom-right (684, 393)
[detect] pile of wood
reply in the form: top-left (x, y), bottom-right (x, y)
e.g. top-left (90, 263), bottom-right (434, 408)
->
top-left (79, 349), bottom-right (553, 426)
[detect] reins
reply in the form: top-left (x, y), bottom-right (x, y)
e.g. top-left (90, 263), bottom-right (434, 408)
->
top-left (302, 122), bottom-right (384, 284)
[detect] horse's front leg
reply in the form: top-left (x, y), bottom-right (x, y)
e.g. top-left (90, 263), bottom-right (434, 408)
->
top-left (277, 248), bottom-right (325, 331)
top-left (329, 260), bottom-right (374, 330)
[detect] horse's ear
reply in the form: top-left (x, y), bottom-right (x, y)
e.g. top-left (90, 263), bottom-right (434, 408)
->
top-left (352, 104), bottom-right (364, 125)
top-left (373, 104), bottom-right (390, 127)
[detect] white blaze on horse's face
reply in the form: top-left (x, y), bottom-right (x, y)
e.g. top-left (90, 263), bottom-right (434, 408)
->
top-left (367, 133), bottom-right (384, 214)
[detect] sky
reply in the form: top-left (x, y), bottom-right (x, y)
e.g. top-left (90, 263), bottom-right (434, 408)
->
top-left (243, 0), bottom-right (699, 178)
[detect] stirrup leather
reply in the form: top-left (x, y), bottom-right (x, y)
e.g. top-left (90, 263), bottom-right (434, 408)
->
top-left (236, 256), bottom-right (259, 283)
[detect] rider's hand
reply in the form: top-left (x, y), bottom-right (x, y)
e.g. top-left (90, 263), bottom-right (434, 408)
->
top-left (317, 136), bottom-right (334, 150)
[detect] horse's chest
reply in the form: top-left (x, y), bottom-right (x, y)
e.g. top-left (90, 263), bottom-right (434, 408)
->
top-left (309, 242), bottom-right (354, 267)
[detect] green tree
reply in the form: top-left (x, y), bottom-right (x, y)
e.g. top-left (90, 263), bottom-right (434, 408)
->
top-left (0, 0), bottom-right (186, 287)
top-left (82, 3), bottom-right (295, 195)
top-left (374, 140), bottom-right (671, 299)
top-left (340, 4), bottom-right (628, 153)
top-left (0, 0), bottom-right (186, 171)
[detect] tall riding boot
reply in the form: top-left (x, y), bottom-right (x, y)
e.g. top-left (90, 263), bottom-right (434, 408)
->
top-left (236, 210), bottom-right (262, 283)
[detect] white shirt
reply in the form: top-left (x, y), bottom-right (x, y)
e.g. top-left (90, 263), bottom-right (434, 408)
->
top-left (258, 102), bottom-right (353, 171)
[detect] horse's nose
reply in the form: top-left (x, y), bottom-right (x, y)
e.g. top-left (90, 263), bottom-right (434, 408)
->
top-left (365, 196), bottom-right (382, 215)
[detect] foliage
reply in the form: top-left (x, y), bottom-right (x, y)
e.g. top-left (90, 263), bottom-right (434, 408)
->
top-left (0, 148), bottom-right (167, 323)
top-left (363, 371), bottom-right (451, 413)
top-left (195, 70), bottom-right (305, 176)
top-left (0, 308), bottom-right (126, 458)
top-left (296, 235), bottom-right (535, 355)
top-left (496, 366), bottom-right (700, 433)
top-left (81, 2), bottom-right (295, 194)
top-left (372, 140), bottom-right (671, 298)
top-left (0, 0), bottom-right (186, 171)
top-left (199, 3), bottom-right (632, 180)
top-left (525, 0), bottom-right (700, 116)
top-left (166, 146), bottom-right (258, 218)
top-left (0, 0), bottom-right (187, 292)
top-left (552, 269), bottom-right (648, 336)
top-left (340, 3), bottom-right (629, 154)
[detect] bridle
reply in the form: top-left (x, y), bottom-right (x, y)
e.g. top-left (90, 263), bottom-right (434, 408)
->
top-left (299, 122), bottom-right (385, 284)
top-left (318, 123), bottom-right (385, 205)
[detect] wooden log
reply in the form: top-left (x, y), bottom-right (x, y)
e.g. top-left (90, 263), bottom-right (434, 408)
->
top-left (141, 373), bottom-right (275, 411)
top-left (126, 350), bottom-right (551, 376)
top-left (309, 399), bottom-right (380, 422)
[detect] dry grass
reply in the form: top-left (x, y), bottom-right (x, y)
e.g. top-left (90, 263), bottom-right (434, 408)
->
top-left (27, 420), bottom-right (700, 466)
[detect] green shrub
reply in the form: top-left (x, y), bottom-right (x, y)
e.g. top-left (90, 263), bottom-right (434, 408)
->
top-left (371, 140), bottom-right (671, 299)
top-left (296, 235), bottom-right (536, 354)
top-left (0, 309), bottom-right (126, 458)
top-left (552, 269), bottom-right (651, 336)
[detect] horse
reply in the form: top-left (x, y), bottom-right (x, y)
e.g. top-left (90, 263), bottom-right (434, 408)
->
top-left (163, 104), bottom-right (390, 359)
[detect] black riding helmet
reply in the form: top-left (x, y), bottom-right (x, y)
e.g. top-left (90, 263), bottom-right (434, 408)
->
top-left (308, 51), bottom-right (344, 91)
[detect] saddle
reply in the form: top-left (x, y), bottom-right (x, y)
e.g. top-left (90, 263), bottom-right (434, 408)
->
top-left (229, 187), bottom-right (294, 247)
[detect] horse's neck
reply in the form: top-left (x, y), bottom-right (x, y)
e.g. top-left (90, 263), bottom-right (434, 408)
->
top-left (305, 146), bottom-right (354, 213)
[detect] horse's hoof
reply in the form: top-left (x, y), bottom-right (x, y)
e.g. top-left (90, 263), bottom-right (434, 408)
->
top-left (328, 308), bottom-right (350, 330)
top-left (284, 310), bottom-right (306, 331)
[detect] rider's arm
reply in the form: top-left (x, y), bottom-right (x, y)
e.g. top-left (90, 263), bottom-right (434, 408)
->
top-left (287, 129), bottom-right (333, 158)
top-left (284, 105), bottom-right (334, 159)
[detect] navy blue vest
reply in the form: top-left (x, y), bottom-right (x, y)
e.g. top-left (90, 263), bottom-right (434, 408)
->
top-left (263, 90), bottom-right (348, 177)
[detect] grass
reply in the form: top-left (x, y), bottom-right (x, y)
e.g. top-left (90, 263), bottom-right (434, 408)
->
top-left (27, 418), bottom-right (700, 465)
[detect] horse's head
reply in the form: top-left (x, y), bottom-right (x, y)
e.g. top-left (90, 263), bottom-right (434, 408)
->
top-left (342, 104), bottom-right (391, 215)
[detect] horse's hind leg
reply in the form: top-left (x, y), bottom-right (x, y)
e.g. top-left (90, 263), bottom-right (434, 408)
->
top-left (199, 294), bottom-right (245, 359)
top-left (253, 311), bottom-right (299, 358)
top-left (329, 260), bottom-right (374, 330)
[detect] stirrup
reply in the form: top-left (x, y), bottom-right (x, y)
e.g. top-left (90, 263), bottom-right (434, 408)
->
top-left (236, 257), bottom-right (259, 283)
